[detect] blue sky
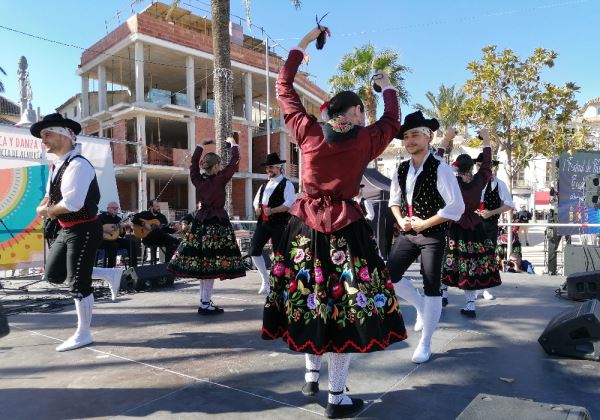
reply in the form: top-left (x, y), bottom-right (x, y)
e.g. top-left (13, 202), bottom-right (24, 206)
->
top-left (1, 0), bottom-right (598, 115)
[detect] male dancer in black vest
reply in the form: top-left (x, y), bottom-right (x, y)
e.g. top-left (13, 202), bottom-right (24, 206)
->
top-left (474, 154), bottom-right (514, 300)
top-left (387, 111), bottom-right (464, 363)
top-left (33, 114), bottom-right (102, 351)
top-left (251, 152), bottom-right (296, 294)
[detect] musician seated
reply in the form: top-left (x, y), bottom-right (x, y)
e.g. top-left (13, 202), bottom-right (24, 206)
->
top-left (132, 199), bottom-right (180, 263)
top-left (99, 202), bottom-right (139, 268)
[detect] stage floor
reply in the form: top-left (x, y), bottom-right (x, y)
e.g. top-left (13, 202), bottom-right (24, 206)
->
top-left (1, 267), bottom-right (597, 419)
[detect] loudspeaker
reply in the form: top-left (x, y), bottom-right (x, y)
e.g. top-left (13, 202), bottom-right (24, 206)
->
top-left (457, 393), bottom-right (591, 420)
top-left (0, 304), bottom-right (9, 339)
top-left (122, 264), bottom-right (175, 291)
top-left (566, 271), bottom-right (600, 300)
top-left (563, 245), bottom-right (600, 276)
top-left (538, 299), bottom-right (600, 361)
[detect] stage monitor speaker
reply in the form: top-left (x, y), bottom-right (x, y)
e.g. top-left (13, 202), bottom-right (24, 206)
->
top-left (457, 393), bottom-right (591, 420)
top-left (566, 271), bottom-right (600, 300)
top-left (538, 299), bottom-right (600, 361)
top-left (0, 304), bottom-right (9, 339)
top-left (122, 264), bottom-right (175, 291)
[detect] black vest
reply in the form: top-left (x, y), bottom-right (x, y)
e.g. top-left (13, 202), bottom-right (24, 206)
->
top-left (258, 177), bottom-right (291, 225)
top-left (398, 154), bottom-right (448, 235)
top-left (483, 180), bottom-right (502, 224)
top-left (49, 155), bottom-right (100, 223)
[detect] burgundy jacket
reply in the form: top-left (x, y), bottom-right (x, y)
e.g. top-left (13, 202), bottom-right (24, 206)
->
top-left (278, 49), bottom-right (400, 233)
top-left (437, 146), bottom-right (492, 230)
top-left (190, 145), bottom-right (240, 222)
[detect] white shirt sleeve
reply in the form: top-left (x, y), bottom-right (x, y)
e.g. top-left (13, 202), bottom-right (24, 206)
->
top-left (388, 165), bottom-right (402, 207)
top-left (496, 178), bottom-right (516, 209)
top-left (436, 162), bottom-right (465, 221)
top-left (364, 199), bottom-right (375, 221)
top-left (56, 157), bottom-right (96, 212)
top-left (253, 186), bottom-right (261, 209)
top-left (283, 180), bottom-right (297, 208)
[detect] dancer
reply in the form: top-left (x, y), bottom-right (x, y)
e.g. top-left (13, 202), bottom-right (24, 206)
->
top-left (261, 27), bottom-right (406, 419)
top-left (168, 137), bottom-right (246, 314)
top-left (251, 152), bottom-right (296, 295)
top-left (474, 153), bottom-right (514, 300)
top-left (33, 113), bottom-right (102, 351)
top-left (387, 112), bottom-right (464, 363)
top-left (438, 129), bottom-right (501, 318)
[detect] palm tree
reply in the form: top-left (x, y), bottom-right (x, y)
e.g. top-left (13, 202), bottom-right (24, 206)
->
top-left (329, 44), bottom-right (409, 125)
top-left (415, 84), bottom-right (466, 153)
top-left (0, 66), bottom-right (6, 93)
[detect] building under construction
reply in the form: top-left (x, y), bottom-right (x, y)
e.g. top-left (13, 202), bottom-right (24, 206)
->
top-left (75, 2), bottom-right (327, 218)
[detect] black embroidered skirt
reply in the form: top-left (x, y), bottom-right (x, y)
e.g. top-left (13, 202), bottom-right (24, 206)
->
top-left (261, 216), bottom-right (407, 354)
top-left (441, 222), bottom-right (502, 290)
top-left (167, 217), bottom-right (246, 280)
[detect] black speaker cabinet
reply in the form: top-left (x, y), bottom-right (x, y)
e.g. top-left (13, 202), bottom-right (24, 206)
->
top-left (123, 264), bottom-right (175, 291)
top-left (538, 299), bottom-right (600, 361)
top-left (0, 304), bottom-right (9, 339)
top-left (457, 393), bottom-right (591, 420)
top-left (566, 271), bottom-right (600, 300)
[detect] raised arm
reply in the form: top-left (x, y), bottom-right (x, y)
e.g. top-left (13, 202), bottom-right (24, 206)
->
top-left (366, 78), bottom-right (401, 160)
top-left (277, 27), bottom-right (325, 146)
top-left (473, 128), bottom-right (492, 186)
top-left (436, 128), bottom-right (457, 159)
top-left (190, 144), bottom-right (204, 185)
top-left (219, 137), bottom-right (240, 183)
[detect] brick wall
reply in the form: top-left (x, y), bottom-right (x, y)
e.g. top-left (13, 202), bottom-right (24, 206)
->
top-left (231, 178), bottom-right (245, 218)
top-left (194, 116), bottom-right (250, 172)
top-left (111, 119), bottom-right (128, 165)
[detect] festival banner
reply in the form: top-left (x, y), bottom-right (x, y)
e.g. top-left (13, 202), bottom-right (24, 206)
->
top-left (0, 125), bottom-right (119, 269)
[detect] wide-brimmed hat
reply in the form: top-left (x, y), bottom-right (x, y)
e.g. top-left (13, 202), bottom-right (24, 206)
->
top-left (261, 152), bottom-right (286, 166)
top-left (452, 154), bottom-right (474, 173)
top-left (398, 110), bottom-right (440, 138)
top-left (474, 152), bottom-right (500, 166)
top-left (30, 113), bottom-right (81, 138)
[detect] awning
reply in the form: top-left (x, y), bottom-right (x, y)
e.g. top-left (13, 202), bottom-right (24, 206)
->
top-left (535, 191), bottom-right (550, 205)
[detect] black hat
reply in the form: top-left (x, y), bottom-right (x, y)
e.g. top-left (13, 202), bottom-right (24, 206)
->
top-left (452, 154), bottom-right (474, 173)
top-left (474, 152), bottom-right (500, 166)
top-left (260, 152), bottom-right (286, 166)
top-left (30, 113), bottom-right (81, 138)
top-left (397, 111), bottom-right (440, 138)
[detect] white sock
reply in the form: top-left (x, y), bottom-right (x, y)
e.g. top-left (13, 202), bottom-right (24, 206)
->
top-left (394, 277), bottom-right (424, 312)
top-left (441, 285), bottom-right (448, 298)
top-left (252, 256), bottom-right (269, 281)
top-left (74, 294), bottom-right (94, 337)
top-left (200, 279), bottom-right (215, 307)
top-left (305, 354), bottom-right (322, 383)
top-left (327, 353), bottom-right (352, 405)
top-left (464, 290), bottom-right (477, 311)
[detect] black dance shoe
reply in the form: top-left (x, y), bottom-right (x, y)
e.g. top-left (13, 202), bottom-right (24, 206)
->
top-left (302, 381), bottom-right (319, 396)
top-left (198, 301), bottom-right (224, 315)
top-left (442, 297), bottom-right (449, 307)
top-left (460, 309), bottom-right (476, 318)
top-left (325, 397), bottom-right (364, 419)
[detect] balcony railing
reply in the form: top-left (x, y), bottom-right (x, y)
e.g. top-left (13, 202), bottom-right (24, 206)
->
top-left (112, 145), bottom-right (189, 168)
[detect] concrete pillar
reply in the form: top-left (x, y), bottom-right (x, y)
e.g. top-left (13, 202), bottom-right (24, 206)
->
top-left (244, 72), bottom-right (253, 122)
top-left (187, 117), bottom-right (196, 211)
top-left (98, 64), bottom-right (107, 112)
top-left (245, 177), bottom-right (253, 220)
top-left (136, 114), bottom-right (147, 211)
top-left (135, 42), bottom-right (145, 103)
top-left (247, 126), bottom-right (253, 173)
top-left (186, 56), bottom-right (195, 109)
top-left (81, 75), bottom-right (89, 118)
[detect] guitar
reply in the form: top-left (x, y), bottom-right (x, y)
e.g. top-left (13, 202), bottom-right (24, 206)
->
top-left (133, 218), bottom-right (164, 240)
top-left (102, 214), bottom-right (133, 241)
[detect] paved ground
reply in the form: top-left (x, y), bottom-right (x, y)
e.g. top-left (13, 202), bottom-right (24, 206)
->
top-left (1, 267), bottom-right (598, 419)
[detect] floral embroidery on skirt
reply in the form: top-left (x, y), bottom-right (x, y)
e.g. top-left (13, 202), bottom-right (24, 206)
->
top-left (262, 216), bottom-right (406, 354)
top-left (168, 217), bottom-right (246, 280)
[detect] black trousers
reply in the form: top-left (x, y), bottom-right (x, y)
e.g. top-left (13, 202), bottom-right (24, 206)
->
top-left (100, 236), bottom-right (139, 267)
top-left (45, 219), bottom-right (102, 298)
top-left (387, 231), bottom-right (446, 296)
top-left (142, 229), bottom-right (179, 262)
top-left (249, 220), bottom-right (286, 256)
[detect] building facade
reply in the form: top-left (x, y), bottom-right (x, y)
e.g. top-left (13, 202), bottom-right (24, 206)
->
top-left (75, 2), bottom-right (326, 219)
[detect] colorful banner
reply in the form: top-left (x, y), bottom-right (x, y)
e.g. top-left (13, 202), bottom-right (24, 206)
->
top-left (0, 125), bottom-right (118, 269)
top-left (558, 150), bottom-right (600, 235)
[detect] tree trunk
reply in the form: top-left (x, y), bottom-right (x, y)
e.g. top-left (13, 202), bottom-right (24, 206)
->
top-left (211, 0), bottom-right (234, 214)
top-left (364, 87), bottom-right (377, 126)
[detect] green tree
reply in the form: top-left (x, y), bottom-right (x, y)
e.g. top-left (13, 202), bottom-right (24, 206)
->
top-left (329, 44), bottom-right (409, 125)
top-left (461, 45), bottom-right (581, 192)
top-left (0, 66), bottom-right (6, 93)
top-left (415, 84), bottom-right (466, 154)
